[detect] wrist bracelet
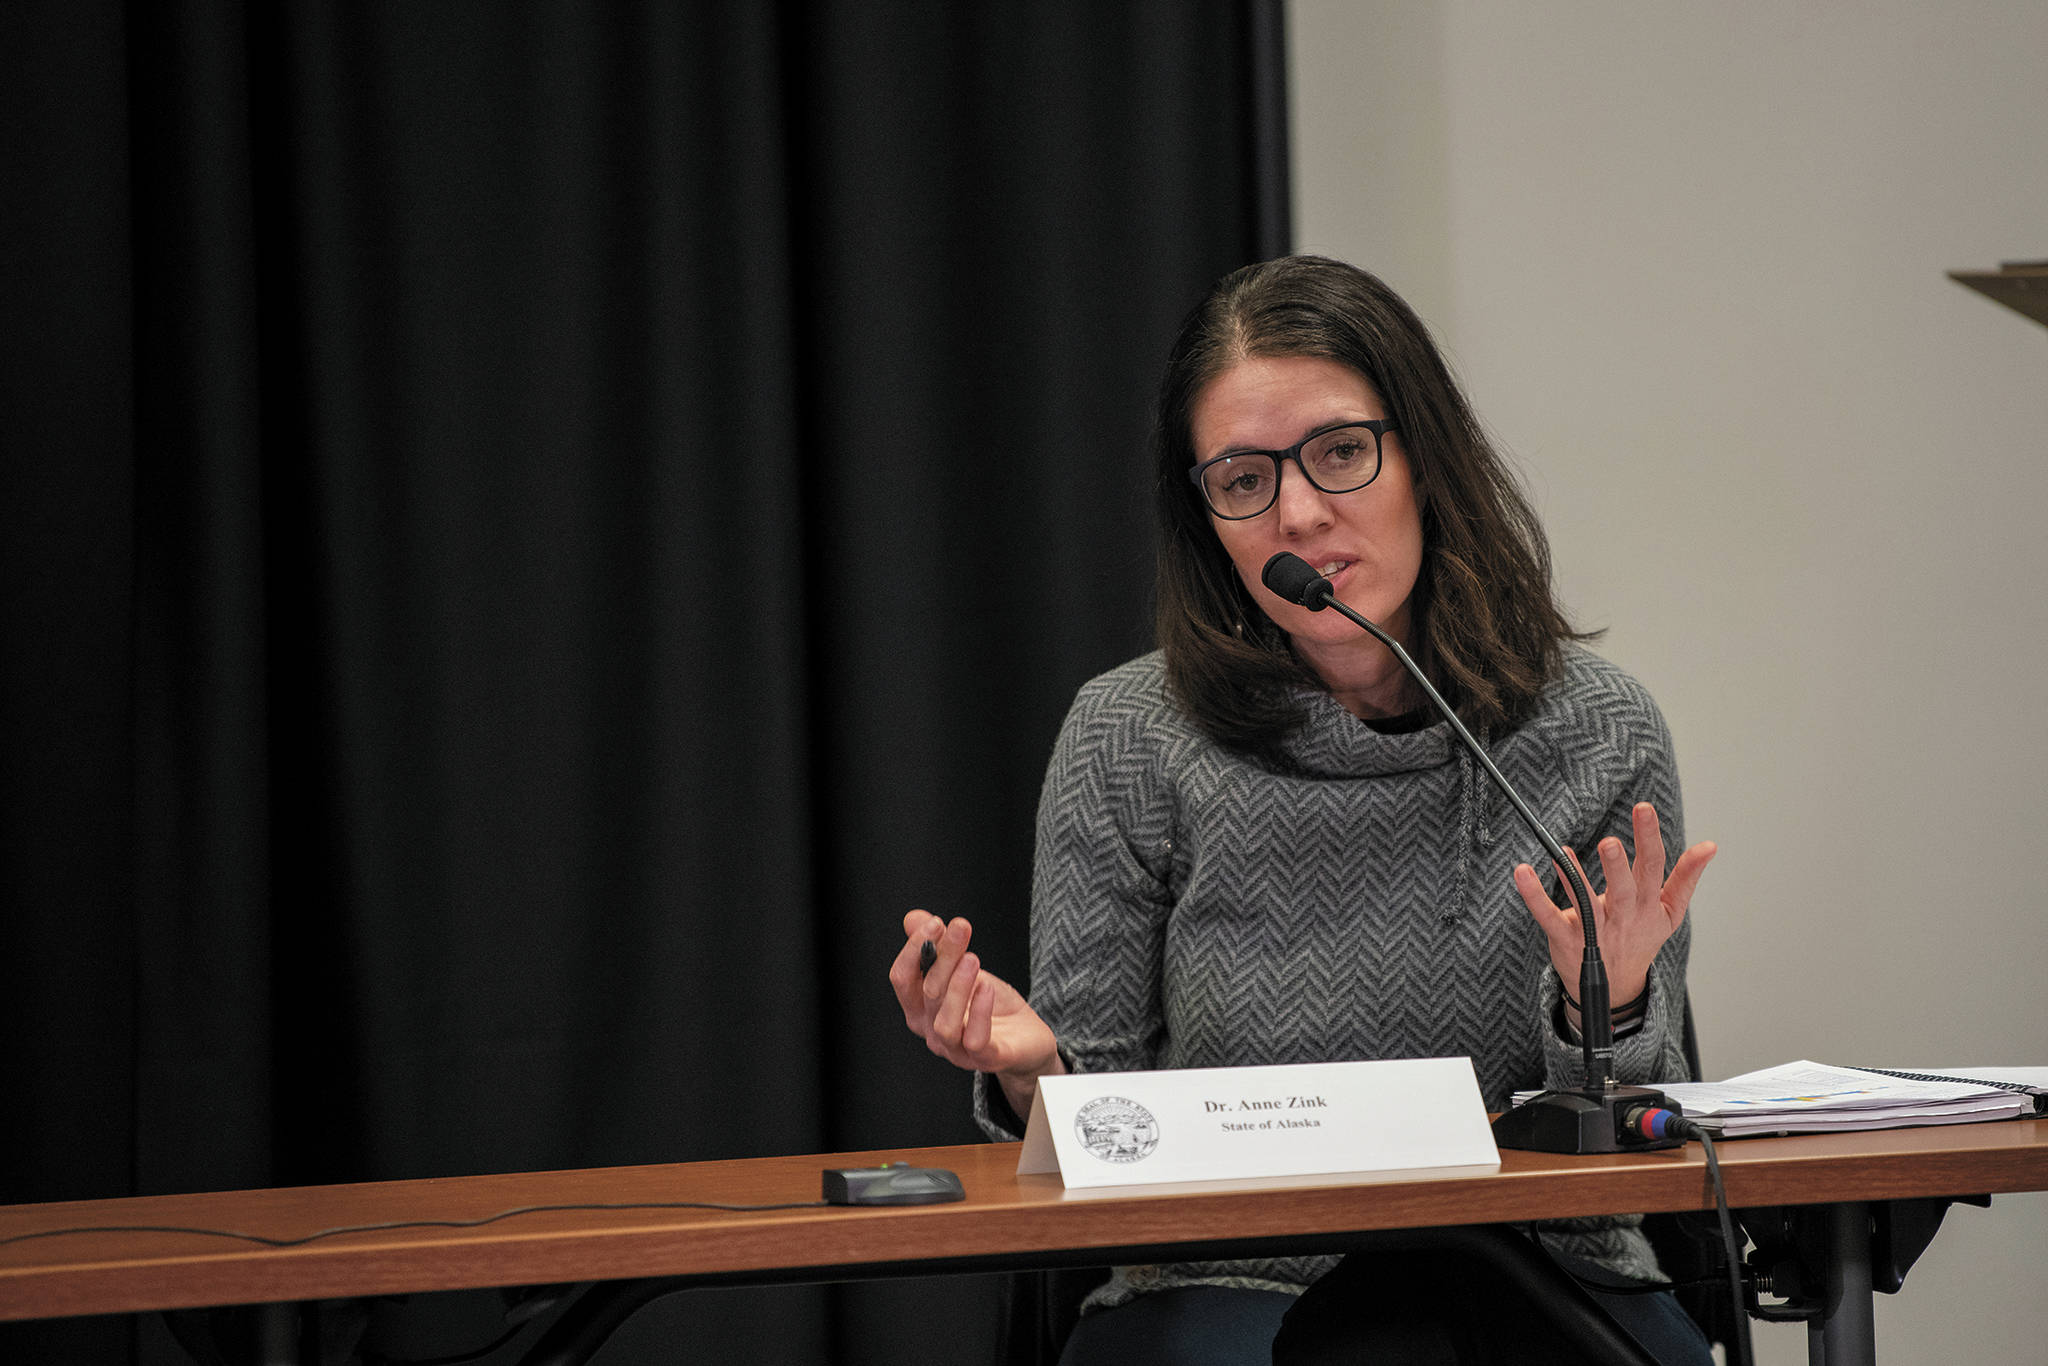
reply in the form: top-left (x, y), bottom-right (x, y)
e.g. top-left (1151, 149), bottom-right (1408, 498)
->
top-left (1562, 1012), bottom-right (1649, 1045)
top-left (1560, 982), bottom-right (1649, 1018)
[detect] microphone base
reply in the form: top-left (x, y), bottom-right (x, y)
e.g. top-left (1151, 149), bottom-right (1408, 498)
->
top-left (1492, 1085), bottom-right (1685, 1154)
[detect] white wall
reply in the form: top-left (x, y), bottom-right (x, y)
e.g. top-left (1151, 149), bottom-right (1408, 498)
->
top-left (1290, 3), bottom-right (2048, 1362)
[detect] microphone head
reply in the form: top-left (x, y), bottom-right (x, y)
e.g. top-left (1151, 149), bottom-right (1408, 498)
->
top-left (1261, 552), bottom-right (1333, 610)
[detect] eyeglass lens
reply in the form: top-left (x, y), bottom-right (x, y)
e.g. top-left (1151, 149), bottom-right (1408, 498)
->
top-left (1198, 425), bottom-right (1382, 518)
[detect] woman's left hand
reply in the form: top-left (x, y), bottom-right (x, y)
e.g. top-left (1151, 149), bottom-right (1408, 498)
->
top-left (1512, 801), bottom-right (1715, 1009)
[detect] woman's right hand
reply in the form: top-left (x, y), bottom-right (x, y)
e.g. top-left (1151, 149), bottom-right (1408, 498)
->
top-left (890, 910), bottom-right (1063, 1112)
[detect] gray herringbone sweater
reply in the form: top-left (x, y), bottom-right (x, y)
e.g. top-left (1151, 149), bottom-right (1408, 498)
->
top-left (974, 645), bottom-right (1691, 1310)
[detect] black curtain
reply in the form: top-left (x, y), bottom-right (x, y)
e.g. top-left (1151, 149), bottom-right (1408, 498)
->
top-left (1, 2), bottom-right (1287, 1362)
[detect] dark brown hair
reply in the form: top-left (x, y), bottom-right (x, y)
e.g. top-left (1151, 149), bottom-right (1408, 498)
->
top-left (1154, 255), bottom-right (1593, 755)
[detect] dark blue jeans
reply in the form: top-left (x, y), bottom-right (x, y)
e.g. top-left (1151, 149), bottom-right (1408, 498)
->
top-left (1056, 1249), bottom-right (1714, 1365)
top-left (1058, 1287), bottom-right (1295, 1366)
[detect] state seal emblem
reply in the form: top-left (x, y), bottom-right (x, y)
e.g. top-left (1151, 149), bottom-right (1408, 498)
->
top-left (1074, 1095), bottom-right (1159, 1163)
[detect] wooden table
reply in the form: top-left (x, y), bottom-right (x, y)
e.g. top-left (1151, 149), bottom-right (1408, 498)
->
top-left (5, 1119), bottom-right (2046, 1363)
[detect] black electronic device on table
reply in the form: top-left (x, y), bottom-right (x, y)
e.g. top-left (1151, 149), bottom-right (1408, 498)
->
top-left (822, 1163), bottom-right (965, 1205)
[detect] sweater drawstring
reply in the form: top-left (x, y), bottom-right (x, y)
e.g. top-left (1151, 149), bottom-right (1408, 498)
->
top-left (1454, 735), bottom-right (1496, 924)
top-left (1448, 744), bottom-right (1477, 923)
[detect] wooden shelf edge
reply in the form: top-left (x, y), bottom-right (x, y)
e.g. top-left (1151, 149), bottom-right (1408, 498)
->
top-left (1949, 267), bottom-right (2048, 329)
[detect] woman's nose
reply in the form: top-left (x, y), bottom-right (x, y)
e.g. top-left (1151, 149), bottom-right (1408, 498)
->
top-left (1271, 456), bottom-right (1334, 535)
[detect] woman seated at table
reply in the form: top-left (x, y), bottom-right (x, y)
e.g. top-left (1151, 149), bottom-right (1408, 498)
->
top-left (888, 255), bottom-right (1717, 1365)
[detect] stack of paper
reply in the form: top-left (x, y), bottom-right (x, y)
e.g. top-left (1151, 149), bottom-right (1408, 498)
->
top-left (1651, 1061), bottom-right (2032, 1137)
top-left (1511, 1061), bottom-right (2040, 1137)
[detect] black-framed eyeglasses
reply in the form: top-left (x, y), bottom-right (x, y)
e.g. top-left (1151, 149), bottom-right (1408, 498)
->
top-left (1186, 420), bottom-right (1398, 520)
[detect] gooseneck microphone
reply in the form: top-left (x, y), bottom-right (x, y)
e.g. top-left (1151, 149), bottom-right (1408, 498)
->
top-left (1259, 551), bottom-right (1678, 1154)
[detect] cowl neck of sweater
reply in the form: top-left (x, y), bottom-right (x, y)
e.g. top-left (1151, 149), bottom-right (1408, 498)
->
top-left (1276, 689), bottom-right (1463, 780)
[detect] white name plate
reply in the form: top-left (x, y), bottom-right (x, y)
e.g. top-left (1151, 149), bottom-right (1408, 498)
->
top-left (1018, 1057), bottom-right (1498, 1189)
